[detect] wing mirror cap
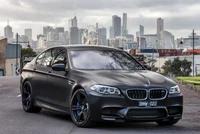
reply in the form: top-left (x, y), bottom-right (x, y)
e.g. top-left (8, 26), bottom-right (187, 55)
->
top-left (52, 63), bottom-right (68, 72)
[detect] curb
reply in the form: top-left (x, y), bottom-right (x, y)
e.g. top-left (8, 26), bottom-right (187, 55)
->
top-left (175, 79), bottom-right (200, 93)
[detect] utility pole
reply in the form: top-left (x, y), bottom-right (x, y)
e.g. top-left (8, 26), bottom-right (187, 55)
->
top-left (193, 29), bottom-right (195, 77)
top-left (16, 33), bottom-right (19, 76)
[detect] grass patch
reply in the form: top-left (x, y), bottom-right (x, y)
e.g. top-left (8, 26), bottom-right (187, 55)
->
top-left (177, 77), bottom-right (200, 89)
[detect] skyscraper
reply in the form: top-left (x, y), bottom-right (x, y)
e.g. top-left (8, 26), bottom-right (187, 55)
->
top-left (78, 28), bottom-right (84, 44)
top-left (43, 26), bottom-right (53, 35)
top-left (112, 15), bottom-right (121, 37)
top-left (55, 27), bottom-right (64, 33)
top-left (139, 25), bottom-right (144, 36)
top-left (69, 16), bottom-right (78, 44)
top-left (25, 29), bottom-right (32, 39)
top-left (68, 16), bottom-right (77, 29)
top-left (47, 31), bottom-right (55, 41)
top-left (69, 27), bottom-right (78, 44)
top-left (122, 13), bottom-right (128, 35)
top-left (157, 18), bottom-right (164, 34)
top-left (98, 28), bottom-right (107, 45)
top-left (109, 26), bottom-right (114, 38)
top-left (55, 27), bottom-right (64, 40)
top-left (4, 20), bottom-right (13, 40)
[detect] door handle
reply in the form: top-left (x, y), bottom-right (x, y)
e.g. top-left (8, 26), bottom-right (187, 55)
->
top-left (48, 71), bottom-right (51, 74)
top-left (33, 68), bottom-right (36, 71)
top-left (68, 80), bottom-right (74, 85)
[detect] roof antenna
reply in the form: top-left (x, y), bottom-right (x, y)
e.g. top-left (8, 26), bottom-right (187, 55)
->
top-left (7, 20), bottom-right (9, 25)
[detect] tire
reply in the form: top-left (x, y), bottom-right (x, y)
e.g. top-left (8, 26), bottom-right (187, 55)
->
top-left (22, 81), bottom-right (42, 113)
top-left (70, 89), bottom-right (93, 127)
top-left (156, 119), bottom-right (179, 126)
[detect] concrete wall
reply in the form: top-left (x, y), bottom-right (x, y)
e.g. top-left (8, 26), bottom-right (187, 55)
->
top-left (5, 58), bottom-right (20, 76)
top-left (0, 38), bottom-right (7, 75)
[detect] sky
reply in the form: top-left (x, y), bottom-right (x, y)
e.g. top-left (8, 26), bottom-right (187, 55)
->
top-left (0, 0), bottom-right (200, 40)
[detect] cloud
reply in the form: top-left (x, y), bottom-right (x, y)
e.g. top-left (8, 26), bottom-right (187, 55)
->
top-left (0, 0), bottom-right (200, 39)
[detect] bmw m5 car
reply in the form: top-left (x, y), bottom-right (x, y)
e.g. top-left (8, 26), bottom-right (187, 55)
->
top-left (20, 45), bottom-right (183, 127)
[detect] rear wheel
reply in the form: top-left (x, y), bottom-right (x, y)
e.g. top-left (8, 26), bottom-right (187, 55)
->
top-left (156, 119), bottom-right (179, 125)
top-left (70, 89), bottom-right (93, 127)
top-left (22, 81), bottom-right (42, 113)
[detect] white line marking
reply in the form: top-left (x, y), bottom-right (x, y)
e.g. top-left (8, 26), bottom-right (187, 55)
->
top-left (17, 94), bottom-right (21, 97)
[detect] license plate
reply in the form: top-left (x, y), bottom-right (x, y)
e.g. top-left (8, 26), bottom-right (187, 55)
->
top-left (138, 101), bottom-right (157, 107)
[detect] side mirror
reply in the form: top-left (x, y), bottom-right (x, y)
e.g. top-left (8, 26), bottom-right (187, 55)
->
top-left (52, 63), bottom-right (66, 71)
top-left (143, 64), bottom-right (151, 71)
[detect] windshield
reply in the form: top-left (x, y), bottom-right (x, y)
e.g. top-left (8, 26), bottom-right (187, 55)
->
top-left (70, 50), bottom-right (143, 70)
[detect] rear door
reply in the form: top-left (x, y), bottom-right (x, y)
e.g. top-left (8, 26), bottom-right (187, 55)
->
top-left (32, 49), bottom-right (53, 102)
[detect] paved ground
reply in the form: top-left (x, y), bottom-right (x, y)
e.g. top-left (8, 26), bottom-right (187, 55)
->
top-left (0, 76), bottom-right (200, 134)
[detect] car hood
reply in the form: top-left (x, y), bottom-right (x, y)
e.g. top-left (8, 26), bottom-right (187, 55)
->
top-left (74, 70), bottom-right (176, 89)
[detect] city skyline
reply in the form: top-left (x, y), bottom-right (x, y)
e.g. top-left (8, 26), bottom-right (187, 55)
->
top-left (0, 0), bottom-right (200, 40)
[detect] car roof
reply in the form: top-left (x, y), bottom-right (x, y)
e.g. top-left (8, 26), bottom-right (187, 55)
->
top-left (48, 44), bottom-right (123, 51)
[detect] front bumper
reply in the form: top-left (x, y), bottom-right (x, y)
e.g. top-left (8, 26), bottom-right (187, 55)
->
top-left (88, 91), bottom-right (183, 122)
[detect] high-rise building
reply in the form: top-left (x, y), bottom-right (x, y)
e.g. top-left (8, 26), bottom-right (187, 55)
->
top-left (68, 16), bottom-right (77, 30)
top-left (98, 28), bottom-right (107, 45)
top-left (55, 27), bottom-right (64, 33)
top-left (47, 31), bottom-right (55, 41)
top-left (157, 18), bottom-right (164, 34)
top-left (112, 15), bottom-right (121, 37)
top-left (4, 20), bottom-right (13, 41)
top-left (55, 27), bottom-right (64, 40)
top-left (136, 31), bottom-right (140, 38)
top-left (37, 37), bottom-right (46, 49)
top-left (78, 28), bottom-right (84, 44)
top-left (109, 26), bottom-right (114, 38)
top-left (69, 16), bottom-right (78, 44)
top-left (139, 25), bottom-right (144, 36)
top-left (37, 34), bottom-right (45, 40)
top-left (122, 13), bottom-right (128, 35)
top-left (24, 29), bottom-right (32, 39)
top-left (43, 26), bottom-right (53, 35)
top-left (69, 27), bottom-right (78, 44)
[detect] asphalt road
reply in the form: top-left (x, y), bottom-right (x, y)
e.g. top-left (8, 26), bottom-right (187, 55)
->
top-left (0, 76), bottom-right (200, 134)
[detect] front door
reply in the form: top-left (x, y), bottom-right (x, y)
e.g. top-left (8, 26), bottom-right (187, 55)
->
top-left (46, 48), bottom-right (73, 108)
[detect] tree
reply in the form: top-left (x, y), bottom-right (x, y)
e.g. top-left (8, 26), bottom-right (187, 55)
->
top-left (162, 57), bottom-right (192, 77)
top-left (20, 47), bottom-right (36, 73)
top-left (181, 59), bottom-right (192, 76)
top-left (151, 65), bottom-right (159, 72)
top-left (162, 60), bottom-right (172, 76)
top-left (21, 47), bottom-right (36, 57)
top-left (171, 57), bottom-right (182, 76)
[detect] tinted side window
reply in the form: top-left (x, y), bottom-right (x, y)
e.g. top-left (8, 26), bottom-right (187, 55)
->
top-left (52, 49), bottom-right (67, 65)
top-left (42, 50), bottom-right (53, 67)
top-left (36, 52), bottom-right (45, 66)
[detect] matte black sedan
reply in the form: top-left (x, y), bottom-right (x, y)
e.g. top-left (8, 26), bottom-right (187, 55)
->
top-left (20, 45), bottom-right (183, 127)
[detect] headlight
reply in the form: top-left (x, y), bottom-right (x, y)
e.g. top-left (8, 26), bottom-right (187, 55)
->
top-left (90, 85), bottom-right (121, 95)
top-left (169, 85), bottom-right (180, 94)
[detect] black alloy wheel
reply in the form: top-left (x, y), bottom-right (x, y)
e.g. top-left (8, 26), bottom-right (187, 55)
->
top-left (70, 89), bottom-right (92, 127)
top-left (22, 81), bottom-right (42, 113)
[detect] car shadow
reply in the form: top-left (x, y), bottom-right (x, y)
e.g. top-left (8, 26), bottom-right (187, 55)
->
top-left (37, 109), bottom-right (195, 132)
top-left (39, 109), bottom-right (72, 122)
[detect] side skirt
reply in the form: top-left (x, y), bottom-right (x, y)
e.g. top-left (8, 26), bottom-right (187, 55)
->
top-left (34, 99), bottom-right (70, 114)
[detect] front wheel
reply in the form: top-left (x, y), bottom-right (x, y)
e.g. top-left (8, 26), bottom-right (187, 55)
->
top-left (70, 89), bottom-right (93, 127)
top-left (156, 119), bottom-right (179, 125)
top-left (22, 81), bottom-right (42, 113)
